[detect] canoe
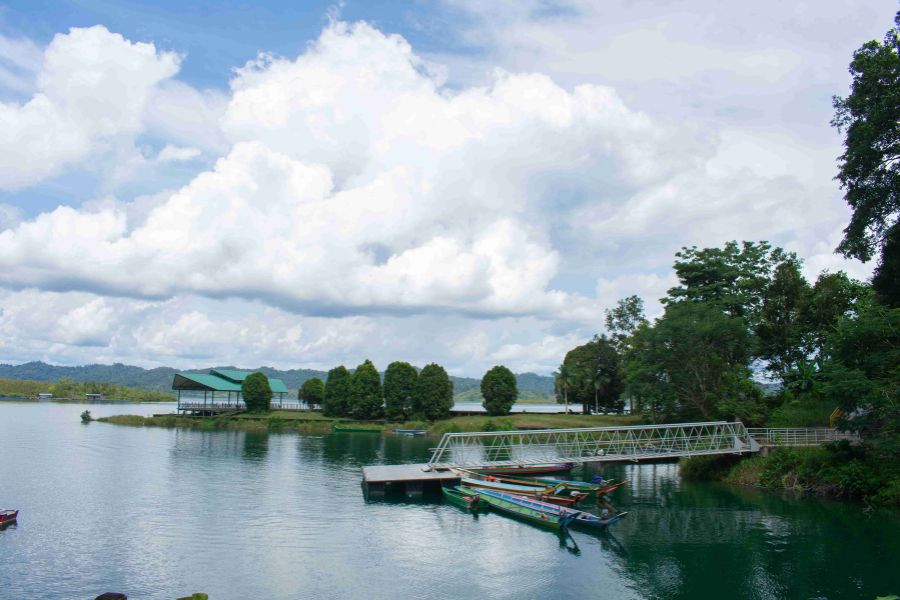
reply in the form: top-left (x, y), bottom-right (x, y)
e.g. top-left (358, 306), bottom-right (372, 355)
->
top-left (332, 425), bottom-right (382, 433)
top-left (468, 462), bottom-right (577, 476)
top-left (464, 488), bottom-right (627, 531)
top-left (0, 509), bottom-right (18, 526)
top-left (502, 476), bottom-right (628, 497)
top-left (441, 486), bottom-right (481, 511)
top-left (456, 476), bottom-right (588, 507)
top-left (459, 487), bottom-right (578, 531)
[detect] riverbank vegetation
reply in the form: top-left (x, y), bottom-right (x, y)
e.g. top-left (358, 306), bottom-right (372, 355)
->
top-left (0, 377), bottom-right (173, 402)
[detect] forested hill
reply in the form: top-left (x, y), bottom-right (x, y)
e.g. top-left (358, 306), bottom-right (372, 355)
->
top-left (0, 361), bottom-right (556, 401)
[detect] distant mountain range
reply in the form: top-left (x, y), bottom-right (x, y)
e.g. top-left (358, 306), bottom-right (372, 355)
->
top-left (0, 361), bottom-right (556, 402)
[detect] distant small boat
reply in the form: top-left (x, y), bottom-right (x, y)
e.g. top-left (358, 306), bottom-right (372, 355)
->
top-left (332, 425), bottom-right (382, 433)
top-left (392, 429), bottom-right (428, 436)
top-left (468, 462), bottom-right (577, 476)
top-left (0, 510), bottom-right (18, 526)
top-left (441, 486), bottom-right (482, 511)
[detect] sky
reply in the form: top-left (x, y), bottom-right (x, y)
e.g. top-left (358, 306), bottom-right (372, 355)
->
top-left (0, 0), bottom-right (894, 375)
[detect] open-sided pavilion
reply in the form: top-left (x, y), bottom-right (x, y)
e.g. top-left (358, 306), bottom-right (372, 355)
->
top-left (173, 369), bottom-right (289, 413)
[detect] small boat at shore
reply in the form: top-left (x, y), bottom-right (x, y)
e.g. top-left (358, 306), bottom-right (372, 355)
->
top-left (463, 487), bottom-right (627, 531)
top-left (468, 462), bottom-right (577, 476)
top-left (441, 486), bottom-right (482, 511)
top-left (0, 509), bottom-right (18, 526)
top-left (458, 486), bottom-right (578, 531)
top-left (392, 429), bottom-right (428, 436)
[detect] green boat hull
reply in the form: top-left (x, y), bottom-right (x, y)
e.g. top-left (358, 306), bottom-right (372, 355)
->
top-left (460, 487), bottom-right (569, 531)
top-left (441, 487), bottom-right (481, 511)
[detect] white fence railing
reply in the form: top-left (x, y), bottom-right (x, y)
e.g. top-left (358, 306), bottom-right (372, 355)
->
top-left (746, 428), bottom-right (859, 447)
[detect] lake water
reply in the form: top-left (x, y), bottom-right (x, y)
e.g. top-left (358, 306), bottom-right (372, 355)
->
top-left (1, 401), bottom-right (898, 599)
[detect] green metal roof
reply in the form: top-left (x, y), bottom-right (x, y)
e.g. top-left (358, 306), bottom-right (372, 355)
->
top-left (172, 371), bottom-right (288, 394)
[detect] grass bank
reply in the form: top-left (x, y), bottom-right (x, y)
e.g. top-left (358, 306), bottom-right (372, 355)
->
top-left (680, 442), bottom-right (900, 508)
top-left (97, 410), bottom-right (640, 435)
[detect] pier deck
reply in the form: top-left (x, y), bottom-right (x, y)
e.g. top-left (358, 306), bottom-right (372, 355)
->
top-left (361, 464), bottom-right (459, 498)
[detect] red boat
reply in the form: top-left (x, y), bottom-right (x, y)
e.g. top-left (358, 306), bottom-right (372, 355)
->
top-left (468, 462), bottom-right (577, 476)
top-left (0, 509), bottom-right (18, 526)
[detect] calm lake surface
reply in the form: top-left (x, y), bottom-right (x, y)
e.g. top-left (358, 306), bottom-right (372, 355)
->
top-left (1, 401), bottom-right (898, 600)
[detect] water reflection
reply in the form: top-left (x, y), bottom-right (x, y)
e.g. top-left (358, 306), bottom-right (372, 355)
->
top-left (242, 431), bottom-right (269, 461)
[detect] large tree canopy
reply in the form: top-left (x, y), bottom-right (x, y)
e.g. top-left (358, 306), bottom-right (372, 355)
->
top-left (833, 11), bottom-right (900, 266)
top-left (242, 372), bottom-right (272, 413)
top-left (414, 363), bottom-right (453, 421)
top-left (322, 365), bottom-right (351, 417)
top-left (299, 377), bottom-right (325, 409)
top-left (558, 335), bottom-right (623, 415)
top-left (350, 359), bottom-right (383, 420)
top-left (481, 365), bottom-right (517, 416)
top-left (383, 361), bottom-right (418, 420)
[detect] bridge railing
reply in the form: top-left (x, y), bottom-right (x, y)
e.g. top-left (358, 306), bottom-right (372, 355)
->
top-left (746, 427), bottom-right (859, 447)
top-left (427, 421), bottom-right (757, 468)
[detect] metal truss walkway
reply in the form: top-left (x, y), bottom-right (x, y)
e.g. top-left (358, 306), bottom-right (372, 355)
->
top-left (426, 421), bottom-right (859, 468)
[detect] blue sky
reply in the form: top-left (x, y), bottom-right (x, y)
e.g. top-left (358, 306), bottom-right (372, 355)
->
top-left (0, 0), bottom-right (893, 374)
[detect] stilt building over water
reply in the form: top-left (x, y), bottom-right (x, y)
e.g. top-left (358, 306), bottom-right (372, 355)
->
top-left (173, 369), bottom-right (290, 414)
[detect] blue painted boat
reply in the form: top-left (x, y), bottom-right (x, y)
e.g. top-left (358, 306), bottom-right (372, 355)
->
top-left (392, 429), bottom-right (428, 436)
top-left (462, 487), bottom-right (626, 530)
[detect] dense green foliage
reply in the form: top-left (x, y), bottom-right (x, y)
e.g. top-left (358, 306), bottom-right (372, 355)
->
top-left (298, 377), bottom-right (325, 408)
top-left (556, 335), bottom-right (624, 414)
top-left (242, 372), bottom-right (272, 412)
top-left (832, 13), bottom-right (900, 273)
top-left (414, 363), bottom-right (453, 420)
top-left (322, 366), bottom-right (351, 417)
top-left (383, 361), bottom-right (418, 420)
top-left (349, 360), bottom-right (383, 420)
top-left (480, 365), bottom-right (517, 416)
top-left (0, 377), bottom-right (173, 402)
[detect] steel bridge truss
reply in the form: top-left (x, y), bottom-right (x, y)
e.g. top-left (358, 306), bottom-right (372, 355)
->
top-left (427, 421), bottom-right (760, 468)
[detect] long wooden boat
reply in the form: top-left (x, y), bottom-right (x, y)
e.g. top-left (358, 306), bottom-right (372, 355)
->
top-left (332, 424), bottom-right (382, 433)
top-left (459, 487), bottom-right (578, 531)
top-left (441, 486), bottom-right (482, 511)
top-left (0, 509), bottom-right (18, 526)
top-left (468, 462), bottom-right (577, 476)
top-left (453, 468), bottom-right (592, 500)
top-left (455, 476), bottom-right (587, 507)
top-left (464, 488), bottom-right (627, 531)
top-left (505, 476), bottom-right (628, 497)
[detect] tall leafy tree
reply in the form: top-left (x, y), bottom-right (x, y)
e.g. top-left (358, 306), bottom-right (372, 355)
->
top-left (560, 336), bottom-right (624, 414)
top-left (349, 359), bottom-right (383, 420)
top-left (242, 372), bottom-right (272, 413)
top-left (299, 377), bottom-right (325, 409)
top-left (383, 361), bottom-right (418, 420)
top-left (414, 363), bottom-right (453, 420)
top-left (605, 295), bottom-right (647, 350)
top-left (322, 366), bottom-right (351, 417)
top-left (481, 365), bottom-right (517, 416)
top-left (755, 259), bottom-right (813, 380)
top-left (832, 11), bottom-right (900, 281)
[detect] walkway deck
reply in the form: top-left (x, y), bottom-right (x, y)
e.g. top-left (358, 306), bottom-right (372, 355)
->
top-left (361, 464), bottom-right (459, 498)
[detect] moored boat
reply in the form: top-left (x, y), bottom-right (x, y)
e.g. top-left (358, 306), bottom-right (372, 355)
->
top-left (507, 475), bottom-right (628, 498)
top-left (0, 509), bottom-right (18, 526)
top-left (392, 429), bottom-right (428, 436)
top-left (441, 486), bottom-right (482, 511)
top-left (460, 487), bottom-right (578, 531)
top-left (468, 462), bottom-right (577, 476)
top-left (464, 488), bottom-right (627, 531)
top-left (452, 471), bottom-right (588, 507)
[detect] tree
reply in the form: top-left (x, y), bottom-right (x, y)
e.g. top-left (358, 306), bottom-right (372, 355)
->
top-left (322, 366), bottom-right (351, 417)
top-left (605, 295), bottom-right (647, 350)
top-left (299, 377), bottom-right (325, 409)
top-left (559, 336), bottom-right (624, 415)
top-left (624, 302), bottom-right (764, 424)
top-left (349, 359), bottom-right (383, 420)
top-left (242, 372), bottom-right (272, 412)
top-left (832, 12), bottom-right (900, 271)
top-left (554, 362), bottom-right (574, 413)
top-left (383, 361), bottom-right (418, 420)
top-left (755, 258), bottom-right (813, 380)
top-left (414, 363), bottom-right (453, 420)
top-left (872, 223), bottom-right (900, 307)
top-left (666, 241), bottom-right (794, 327)
top-left (481, 366), bottom-right (517, 416)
